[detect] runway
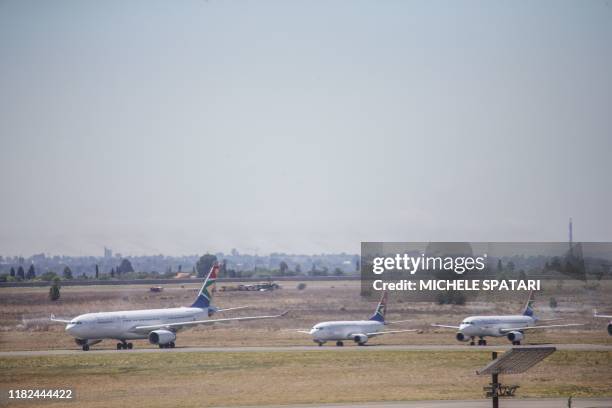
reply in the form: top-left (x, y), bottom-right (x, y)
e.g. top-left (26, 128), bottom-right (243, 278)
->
top-left (256, 398), bottom-right (612, 408)
top-left (1, 343), bottom-right (610, 357)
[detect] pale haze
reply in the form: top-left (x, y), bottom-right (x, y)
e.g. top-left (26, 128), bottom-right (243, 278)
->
top-left (1, 1), bottom-right (611, 256)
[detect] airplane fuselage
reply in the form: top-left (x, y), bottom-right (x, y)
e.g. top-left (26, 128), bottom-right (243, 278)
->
top-left (458, 315), bottom-right (535, 338)
top-left (66, 307), bottom-right (208, 341)
top-left (309, 320), bottom-right (384, 343)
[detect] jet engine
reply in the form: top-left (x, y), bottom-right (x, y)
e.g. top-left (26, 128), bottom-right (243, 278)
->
top-left (456, 332), bottom-right (469, 342)
top-left (506, 331), bottom-right (524, 342)
top-left (607, 322), bottom-right (612, 336)
top-left (148, 330), bottom-right (176, 345)
top-left (353, 334), bottom-right (368, 345)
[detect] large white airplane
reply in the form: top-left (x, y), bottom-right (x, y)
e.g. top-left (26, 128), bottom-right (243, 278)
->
top-left (432, 291), bottom-right (582, 346)
top-left (50, 264), bottom-right (286, 351)
top-left (297, 292), bottom-right (415, 346)
top-left (593, 309), bottom-right (612, 335)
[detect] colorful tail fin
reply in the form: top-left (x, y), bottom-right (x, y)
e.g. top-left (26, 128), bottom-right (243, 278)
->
top-left (191, 263), bottom-right (219, 309)
top-left (369, 291), bottom-right (388, 323)
top-left (521, 290), bottom-right (537, 319)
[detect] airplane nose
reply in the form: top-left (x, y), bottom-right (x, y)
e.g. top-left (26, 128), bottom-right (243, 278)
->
top-left (66, 324), bottom-right (76, 334)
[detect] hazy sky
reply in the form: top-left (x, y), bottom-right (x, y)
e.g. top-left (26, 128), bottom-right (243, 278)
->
top-left (1, 1), bottom-right (611, 256)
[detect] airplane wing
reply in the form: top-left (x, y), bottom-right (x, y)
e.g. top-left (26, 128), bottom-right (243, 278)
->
top-left (366, 329), bottom-right (417, 337)
top-left (215, 306), bottom-right (250, 313)
top-left (132, 311), bottom-right (288, 333)
top-left (594, 309), bottom-right (612, 319)
top-left (296, 330), bottom-right (312, 334)
top-left (49, 314), bottom-right (71, 324)
top-left (431, 324), bottom-right (461, 329)
top-left (499, 323), bottom-right (584, 334)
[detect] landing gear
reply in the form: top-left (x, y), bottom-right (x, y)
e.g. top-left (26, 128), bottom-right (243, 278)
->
top-left (158, 342), bottom-right (175, 349)
top-left (317, 342), bottom-right (324, 347)
top-left (469, 337), bottom-right (475, 346)
top-left (336, 341), bottom-right (344, 347)
top-left (512, 341), bottom-right (521, 345)
top-left (478, 338), bottom-right (487, 346)
top-left (82, 344), bottom-right (90, 351)
top-left (357, 342), bottom-right (366, 346)
top-left (116, 341), bottom-right (133, 350)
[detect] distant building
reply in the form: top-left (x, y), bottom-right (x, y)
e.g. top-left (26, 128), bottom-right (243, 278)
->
top-left (104, 247), bottom-right (113, 258)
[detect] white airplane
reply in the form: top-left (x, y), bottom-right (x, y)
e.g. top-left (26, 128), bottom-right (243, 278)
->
top-left (50, 264), bottom-right (286, 351)
top-left (593, 309), bottom-right (612, 335)
top-left (432, 291), bottom-right (583, 346)
top-left (297, 292), bottom-right (415, 346)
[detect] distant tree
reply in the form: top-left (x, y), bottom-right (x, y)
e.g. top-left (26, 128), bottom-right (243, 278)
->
top-left (295, 264), bottom-right (302, 274)
top-left (178, 264), bottom-right (182, 273)
top-left (110, 268), bottom-right (115, 278)
top-left (549, 297), bottom-right (558, 309)
top-left (507, 261), bottom-right (515, 273)
top-left (355, 258), bottom-right (360, 272)
top-left (279, 261), bottom-right (289, 275)
top-left (117, 259), bottom-right (134, 274)
top-left (196, 254), bottom-right (217, 278)
top-left (26, 264), bottom-right (36, 279)
top-left (333, 267), bottom-right (344, 276)
top-left (221, 259), bottom-right (228, 276)
top-left (518, 270), bottom-right (527, 280)
top-left (63, 266), bottom-right (73, 280)
top-left (17, 266), bottom-right (25, 280)
top-left (497, 259), bottom-right (503, 272)
top-left (95, 264), bottom-right (99, 279)
top-left (297, 282), bottom-right (307, 290)
top-left (49, 277), bottom-right (61, 301)
top-left (10, 267), bottom-right (15, 277)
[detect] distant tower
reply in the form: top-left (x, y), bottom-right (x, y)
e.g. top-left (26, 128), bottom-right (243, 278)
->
top-left (568, 218), bottom-right (573, 250)
top-left (104, 247), bottom-right (113, 258)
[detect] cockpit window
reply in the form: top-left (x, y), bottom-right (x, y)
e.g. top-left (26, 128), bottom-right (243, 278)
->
top-left (70, 321), bottom-right (82, 325)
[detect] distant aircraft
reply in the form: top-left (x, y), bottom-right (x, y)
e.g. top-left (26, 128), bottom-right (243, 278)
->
top-left (593, 310), bottom-right (612, 335)
top-left (296, 292), bottom-right (415, 346)
top-left (50, 264), bottom-right (286, 351)
top-left (432, 291), bottom-right (582, 345)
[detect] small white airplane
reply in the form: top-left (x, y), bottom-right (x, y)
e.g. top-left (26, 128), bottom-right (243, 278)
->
top-left (50, 264), bottom-right (286, 351)
top-left (593, 309), bottom-right (612, 335)
top-left (432, 291), bottom-right (583, 346)
top-left (297, 292), bottom-right (415, 346)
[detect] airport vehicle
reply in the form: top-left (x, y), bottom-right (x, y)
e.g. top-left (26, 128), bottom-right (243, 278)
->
top-left (432, 291), bottom-right (582, 345)
top-left (297, 292), bottom-right (415, 346)
top-left (593, 309), bottom-right (612, 335)
top-left (50, 264), bottom-right (286, 351)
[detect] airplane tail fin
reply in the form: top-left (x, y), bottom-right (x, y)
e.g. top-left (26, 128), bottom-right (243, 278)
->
top-left (521, 290), bottom-right (537, 320)
top-left (190, 263), bottom-right (219, 310)
top-left (369, 291), bottom-right (388, 323)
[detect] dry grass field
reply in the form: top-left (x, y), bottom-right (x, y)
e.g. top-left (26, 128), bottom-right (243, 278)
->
top-left (1, 281), bottom-right (611, 406)
top-left (1, 280), bottom-right (611, 351)
top-left (0, 350), bottom-right (610, 408)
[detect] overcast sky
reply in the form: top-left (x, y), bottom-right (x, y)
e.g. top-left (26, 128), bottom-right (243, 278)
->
top-left (1, 1), bottom-right (611, 256)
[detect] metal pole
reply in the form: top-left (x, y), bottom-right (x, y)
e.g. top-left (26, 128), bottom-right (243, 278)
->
top-left (491, 351), bottom-right (499, 408)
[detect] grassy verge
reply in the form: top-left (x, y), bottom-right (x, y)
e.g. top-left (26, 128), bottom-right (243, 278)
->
top-left (1, 350), bottom-right (610, 408)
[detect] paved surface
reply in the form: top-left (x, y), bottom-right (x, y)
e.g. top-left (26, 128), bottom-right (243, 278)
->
top-left (0, 343), bottom-right (610, 357)
top-left (256, 399), bottom-right (612, 408)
